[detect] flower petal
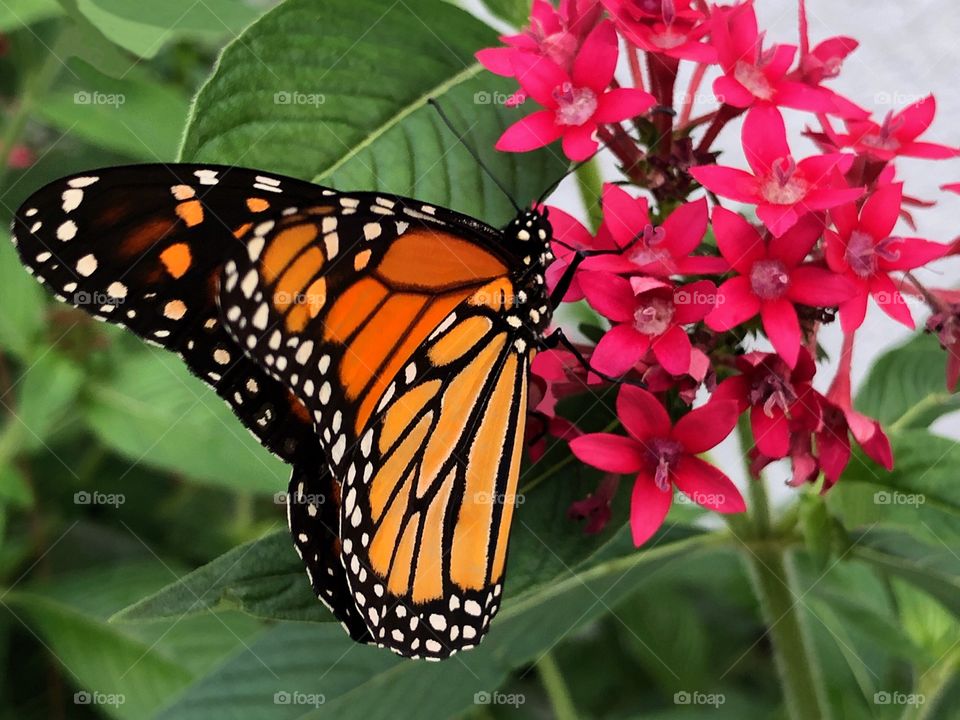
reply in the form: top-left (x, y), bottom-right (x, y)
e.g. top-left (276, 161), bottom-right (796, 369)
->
top-left (511, 53), bottom-right (568, 107)
top-left (838, 288), bottom-right (869, 333)
top-left (673, 279), bottom-right (719, 324)
top-left (652, 325), bottom-right (692, 376)
top-left (591, 324), bottom-right (648, 376)
top-left (572, 20), bottom-right (618, 92)
top-left (562, 122), bottom-right (599, 161)
top-left (743, 106), bottom-right (791, 176)
top-left (761, 298), bottom-right (801, 367)
top-left (706, 276), bottom-right (761, 330)
top-left (756, 202), bottom-right (801, 238)
top-left (751, 405), bottom-right (790, 458)
top-left (896, 95), bottom-right (936, 140)
top-left (661, 197), bottom-right (709, 257)
top-left (496, 110), bottom-right (563, 152)
top-left (475, 47), bottom-right (515, 76)
top-left (689, 166), bottom-right (761, 204)
top-left (712, 206), bottom-right (765, 272)
top-left (878, 237), bottom-right (950, 271)
top-left (869, 273), bottom-right (914, 328)
top-left (713, 75), bottom-right (755, 107)
top-left (594, 88), bottom-right (656, 123)
top-left (673, 456), bottom-right (746, 513)
top-left (580, 271), bottom-right (636, 322)
top-left (569, 433), bottom-right (644, 474)
top-left (673, 399), bottom-right (739, 454)
top-left (788, 266), bottom-right (856, 306)
top-left (601, 183), bottom-right (648, 248)
top-left (859, 182), bottom-right (903, 241)
top-left (630, 474), bottom-right (674, 546)
top-left (617, 385), bottom-right (671, 442)
top-left (768, 212), bottom-right (823, 267)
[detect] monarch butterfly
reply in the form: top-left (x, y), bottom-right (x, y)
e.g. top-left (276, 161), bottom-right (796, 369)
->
top-left (10, 153), bottom-right (586, 660)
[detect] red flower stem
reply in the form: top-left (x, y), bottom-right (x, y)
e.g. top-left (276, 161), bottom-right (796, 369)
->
top-left (597, 124), bottom-right (644, 178)
top-left (903, 271), bottom-right (948, 313)
top-left (696, 104), bottom-right (745, 154)
top-left (679, 62), bottom-right (708, 127)
top-left (647, 53), bottom-right (679, 157)
top-left (680, 110), bottom-right (718, 132)
top-left (628, 44), bottom-right (646, 92)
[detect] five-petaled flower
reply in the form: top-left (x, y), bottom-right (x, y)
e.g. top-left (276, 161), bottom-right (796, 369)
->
top-left (706, 207), bottom-right (856, 367)
top-left (825, 182), bottom-right (949, 331)
top-left (495, 21), bottom-right (656, 161)
top-left (690, 106), bottom-right (864, 237)
top-left (603, 0), bottom-right (716, 62)
top-left (570, 386), bottom-right (744, 546)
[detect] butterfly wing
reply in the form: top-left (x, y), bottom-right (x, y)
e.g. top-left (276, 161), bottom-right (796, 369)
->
top-left (11, 165), bottom-right (366, 634)
top-left (11, 164), bottom-right (324, 462)
top-left (338, 301), bottom-right (531, 658)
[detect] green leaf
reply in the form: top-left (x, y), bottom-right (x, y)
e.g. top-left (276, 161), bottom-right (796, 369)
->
top-left (180, 0), bottom-right (567, 227)
top-left (0, 464), bottom-right (33, 508)
top-left (153, 534), bottom-right (725, 720)
top-left (477, 0), bottom-right (532, 28)
top-left (37, 59), bottom-right (190, 159)
top-left (72, 0), bottom-right (260, 58)
top-left (0, 0), bottom-right (62, 31)
top-left (0, 233), bottom-right (45, 360)
top-left (82, 349), bottom-right (288, 492)
top-left (855, 332), bottom-right (958, 429)
top-left (13, 350), bottom-right (83, 452)
top-left (826, 431), bottom-right (960, 548)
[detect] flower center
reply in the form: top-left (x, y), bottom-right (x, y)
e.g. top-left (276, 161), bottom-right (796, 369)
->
top-left (750, 258), bottom-right (790, 300)
top-left (553, 83), bottom-right (598, 126)
top-left (633, 294), bottom-right (676, 336)
top-left (749, 370), bottom-right (798, 417)
top-left (845, 231), bottom-right (901, 278)
top-left (646, 437), bottom-right (683, 491)
top-left (862, 111), bottom-right (905, 152)
top-left (760, 156), bottom-right (808, 205)
top-left (733, 60), bottom-right (775, 100)
top-left (627, 224), bottom-right (669, 266)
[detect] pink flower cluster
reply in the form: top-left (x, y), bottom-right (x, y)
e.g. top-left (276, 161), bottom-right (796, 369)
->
top-left (480, 0), bottom-right (958, 545)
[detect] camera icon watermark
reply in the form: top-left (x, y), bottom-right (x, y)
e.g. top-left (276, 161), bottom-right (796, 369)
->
top-left (873, 490), bottom-right (925, 507)
top-left (274, 91), bottom-right (326, 107)
top-left (74, 490), bottom-right (125, 508)
top-left (273, 690), bottom-right (326, 707)
top-left (73, 90), bottom-right (125, 108)
top-left (474, 691), bottom-right (525, 707)
top-left (473, 90), bottom-right (522, 106)
top-left (673, 690), bottom-right (725, 708)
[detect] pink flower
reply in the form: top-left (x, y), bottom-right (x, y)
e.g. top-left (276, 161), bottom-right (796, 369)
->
top-left (582, 186), bottom-right (729, 276)
top-left (706, 207), bottom-right (856, 367)
top-left (603, 0), bottom-right (716, 62)
top-left (544, 204), bottom-right (617, 302)
top-left (568, 475), bottom-right (620, 534)
top-left (709, 2), bottom-right (864, 117)
top-left (581, 274), bottom-right (717, 376)
top-left (926, 301), bottom-right (960, 391)
top-left (825, 183), bottom-right (949, 331)
top-left (830, 96), bottom-right (959, 162)
top-left (713, 349), bottom-right (816, 459)
top-left (690, 106), bottom-right (864, 236)
top-left (570, 386), bottom-right (744, 546)
top-left (942, 183), bottom-right (960, 195)
top-left (495, 21), bottom-right (656, 161)
top-left (477, 0), bottom-right (602, 80)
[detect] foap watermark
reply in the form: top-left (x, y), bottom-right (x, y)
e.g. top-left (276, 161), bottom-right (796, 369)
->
top-left (674, 288), bottom-right (723, 306)
top-left (274, 491), bottom-right (327, 506)
top-left (73, 290), bottom-right (125, 309)
top-left (474, 491), bottom-right (525, 507)
top-left (73, 90), bottom-right (125, 108)
top-left (474, 691), bottom-right (525, 707)
top-left (74, 490), bottom-right (125, 508)
top-left (874, 691), bottom-right (925, 707)
top-left (675, 490), bottom-right (725, 507)
top-left (74, 691), bottom-right (126, 707)
top-left (473, 90), bottom-right (523, 106)
top-left (274, 91), bottom-right (326, 107)
top-left (273, 691), bottom-right (326, 707)
top-left (874, 91), bottom-right (926, 107)
top-left (874, 490), bottom-right (925, 507)
top-left (674, 690), bottom-right (726, 708)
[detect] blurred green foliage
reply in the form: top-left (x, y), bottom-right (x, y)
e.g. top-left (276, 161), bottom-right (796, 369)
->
top-left (0, 1), bottom-right (956, 718)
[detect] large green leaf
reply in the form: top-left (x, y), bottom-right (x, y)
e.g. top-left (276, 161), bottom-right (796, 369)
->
top-left (826, 431), bottom-right (960, 548)
top-left (0, 233), bottom-right (45, 360)
top-left (855, 332), bottom-right (958, 429)
top-left (37, 59), bottom-right (190, 159)
top-left (476, 0), bottom-right (532, 28)
top-left (13, 350), bottom-right (83, 452)
top-left (153, 533), bottom-right (724, 720)
top-left (82, 349), bottom-right (288, 492)
top-left (180, 0), bottom-right (567, 226)
top-left (72, 0), bottom-right (260, 58)
top-left (0, 0), bottom-right (62, 31)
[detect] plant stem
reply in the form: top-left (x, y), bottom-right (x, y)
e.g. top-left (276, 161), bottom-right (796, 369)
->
top-left (537, 651), bottom-right (578, 720)
top-left (737, 415), bottom-right (771, 536)
top-left (742, 547), bottom-right (832, 720)
top-left (574, 158), bottom-right (604, 232)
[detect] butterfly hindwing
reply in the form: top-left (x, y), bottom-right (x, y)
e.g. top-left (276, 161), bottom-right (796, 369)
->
top-left (11, 164), bottom-right (328, 462)
top-left (337, 301), bottom-right (531, 658)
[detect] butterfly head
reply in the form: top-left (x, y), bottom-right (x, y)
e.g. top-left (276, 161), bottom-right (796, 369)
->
top-left (505, 206), bottom-right (554, 268)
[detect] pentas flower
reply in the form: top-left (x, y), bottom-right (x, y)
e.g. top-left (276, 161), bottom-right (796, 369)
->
top-left (825, 182), bottom-right (949, 331)
top-left (706, 208), bottom-right (856, 367)
top-left (477, 0), bottom-right (602, 79)
top-left (709, 2), bottom-right (864, 117)
top-left (691, 106), bottom-right (864, 236)
top-left (828, 96), bottom-right (959, 162)
top-left (582, 186), bottom-right (729, 276)
top-left (496, 21), bottom-right (656, 161)
top-left (568, 475), bottom-right (620, 534)
top-left (570, 386), bottom-right (744, 546)
top-left (544, 204), bottom-right (618, 302)
top-left (602, 0), bottom-right (716, 62)
top-left (581, 274), bottom-right (717, 376)
top-left (714, 349), bottom-right (816, 459)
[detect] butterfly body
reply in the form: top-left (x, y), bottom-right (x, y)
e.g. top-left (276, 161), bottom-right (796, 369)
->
top-left (11, 164), bottom-right (557, 660)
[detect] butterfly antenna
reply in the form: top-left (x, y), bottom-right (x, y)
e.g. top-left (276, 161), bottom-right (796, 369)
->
top-left (536, 153), bottom-right (599, 206)
top-left (428, 98), bottom-right (521, 213)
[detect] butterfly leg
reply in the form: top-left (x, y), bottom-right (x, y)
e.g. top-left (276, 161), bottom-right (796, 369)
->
top-left (541, 327), bottom-right (647, 388)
